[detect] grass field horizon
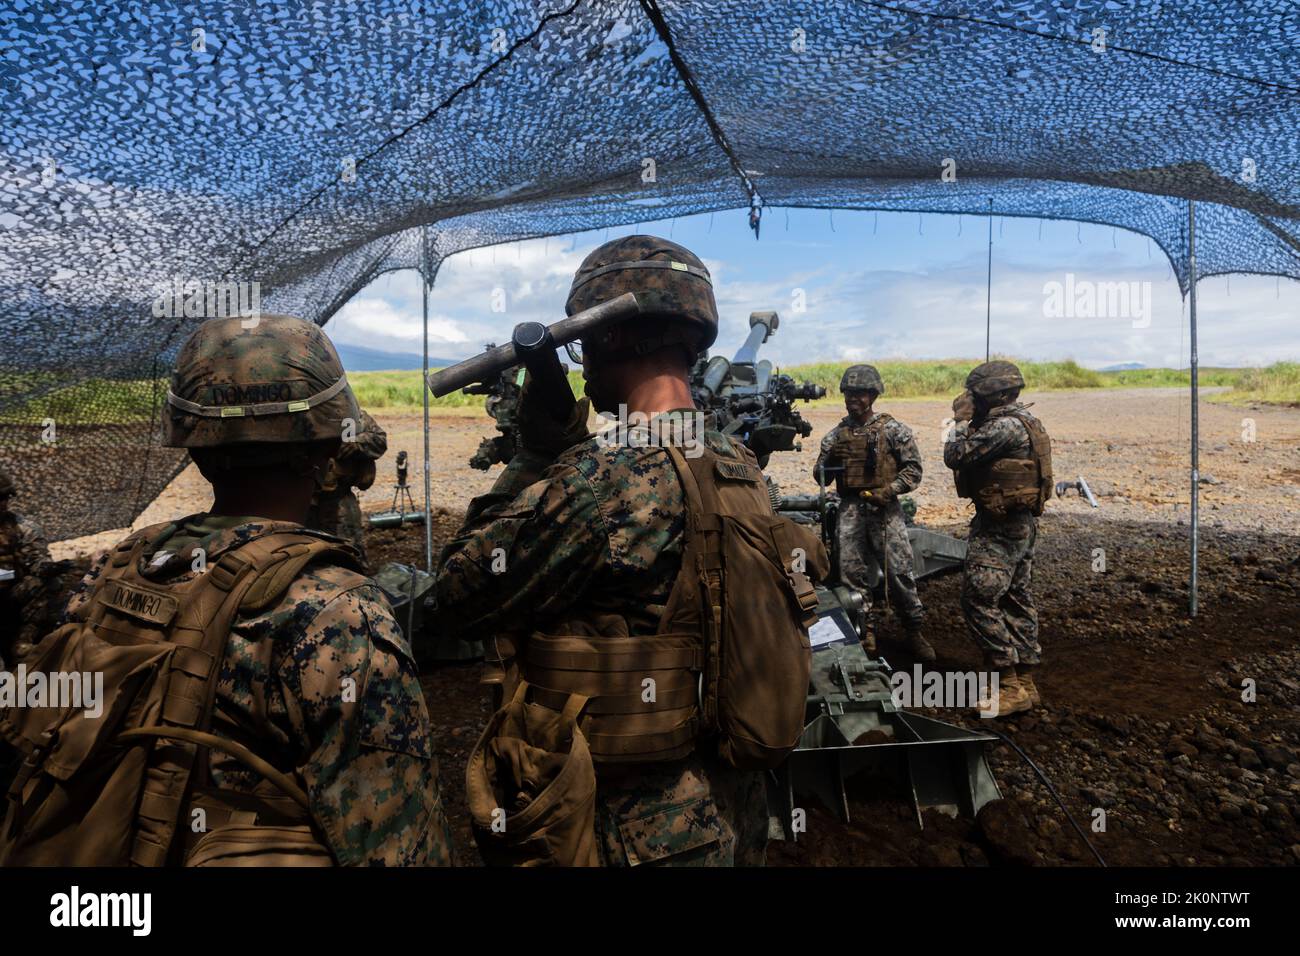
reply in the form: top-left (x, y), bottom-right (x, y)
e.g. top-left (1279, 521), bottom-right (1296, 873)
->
top-left (349, 358), bottom-right (1300, 415)
top-left (3, 359), bottom-right (1296, 423)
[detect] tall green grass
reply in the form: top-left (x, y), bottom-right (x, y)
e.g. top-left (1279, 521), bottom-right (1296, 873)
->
top-left (0, 376), bottom-right (165, 425)
top-left (1096, 367), bottom-right (1241, 388)
top-left (4, 361), bottom-right (1296, 424)
top-left (781, 358), bottom-right (1106, 399)
top-left (1213, 361), bottom-right (1300, 405)
top-left (350, 368), bottom-right (586, 415)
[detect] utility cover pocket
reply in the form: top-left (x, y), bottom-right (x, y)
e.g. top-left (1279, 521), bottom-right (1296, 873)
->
top-left (616, 795), bottom-right (726, 867)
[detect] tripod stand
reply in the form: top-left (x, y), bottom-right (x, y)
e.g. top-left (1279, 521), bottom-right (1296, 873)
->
top-left (391, 450), bottom-right (416, 519)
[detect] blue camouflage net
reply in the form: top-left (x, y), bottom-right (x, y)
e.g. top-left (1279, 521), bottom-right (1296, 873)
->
top-left (1, 0), bottom-right (1297, 539)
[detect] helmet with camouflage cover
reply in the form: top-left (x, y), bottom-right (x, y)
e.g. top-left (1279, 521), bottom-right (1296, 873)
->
top-left (163, 314), bottom-right (360, 449)
top-left (840, 364), bottom-right (884, 395)
top-left (565, 235), bottom-right (718, 357)
top-left (966, 360), bottom-right (1025, 398)
top-left (0, 465), bottom-right (14, 497)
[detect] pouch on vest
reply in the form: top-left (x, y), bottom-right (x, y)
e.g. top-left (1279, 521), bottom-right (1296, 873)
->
top-left (0, 525), bottom-right (357, 867)
top-left (835, 415), bottom-right (898, 494)
top-left (466, 680), bottom-right (599, 867)
top-left (956, 409), bottom-right (1053, 517)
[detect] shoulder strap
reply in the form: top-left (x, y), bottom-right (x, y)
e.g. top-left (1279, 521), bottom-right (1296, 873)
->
top-left (666, 443), bottom-right (720, 519)
top-left (223, 533), bottom-right (364, 612)
top-left (662, 445), bottom-right (720, 728)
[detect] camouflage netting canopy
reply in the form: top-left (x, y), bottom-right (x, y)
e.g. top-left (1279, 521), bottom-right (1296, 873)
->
top-left (2, 0), bottom-right (1298, 540)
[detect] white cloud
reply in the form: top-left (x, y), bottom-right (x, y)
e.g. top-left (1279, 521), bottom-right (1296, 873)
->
top-left (329, 287), bottom-right (468, 346)
top-left (325, 230), bottom-right (1300, 368)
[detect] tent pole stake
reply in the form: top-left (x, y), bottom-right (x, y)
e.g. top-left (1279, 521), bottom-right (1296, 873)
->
top-left (421, 227), bottom-right (434, 573)
top-left (1188, 200), bottom-right (1199, 618)
top-left (985, 197), bottom-right (993, 361)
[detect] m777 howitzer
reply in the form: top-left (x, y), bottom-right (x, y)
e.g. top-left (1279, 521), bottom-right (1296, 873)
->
top-left (689, 311), bottom-right (825, 468)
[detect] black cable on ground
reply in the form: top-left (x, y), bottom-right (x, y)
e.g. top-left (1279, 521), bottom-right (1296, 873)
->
top-left (981, 725), bottom-right (1108, 867)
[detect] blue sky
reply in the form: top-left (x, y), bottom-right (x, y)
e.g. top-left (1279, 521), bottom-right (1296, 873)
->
top-left (325, 207), bottom-right (1300, 369)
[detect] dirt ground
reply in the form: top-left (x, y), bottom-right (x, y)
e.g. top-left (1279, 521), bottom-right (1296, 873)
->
top-left (54, 387), bottom-right (1300, 866)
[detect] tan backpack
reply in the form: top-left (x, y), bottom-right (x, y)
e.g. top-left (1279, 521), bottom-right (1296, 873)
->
top-left (667, 445), bottom-right (828, 769)
top-left (0, 522), bottom-right (360, 867)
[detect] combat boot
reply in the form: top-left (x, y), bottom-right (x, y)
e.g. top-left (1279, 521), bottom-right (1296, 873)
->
top-left (977, 667), bottom-right (1032, 718)
top-left (1018, 667), bottom-right (1041, 707)
top-left (902, 626), bottom-right (935, 662)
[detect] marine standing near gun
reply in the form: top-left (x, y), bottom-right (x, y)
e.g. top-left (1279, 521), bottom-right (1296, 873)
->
top-left (0, 466), bottom-right (53, 667)
top-left (434, 235), bottom-right (825, 867)
top-left (945, 360), bottom-right (1053, 716)
top-left (813, 365), bottom-right (933, 661)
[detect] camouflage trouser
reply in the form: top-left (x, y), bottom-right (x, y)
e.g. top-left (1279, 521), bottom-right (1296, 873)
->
top-left (306, 490), bottom-right (368, 565)
top-left (960, 510), bottom-right (1040, 668)
top-left (593, 750), bottom-right (768, 867)
top-left (837, 499), bottom-right (924, 630)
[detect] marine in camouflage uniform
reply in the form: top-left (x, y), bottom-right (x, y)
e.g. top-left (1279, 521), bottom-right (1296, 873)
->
top-left (66, 515), bottom-right (449, 865)
top-left (0, 466), bottom-right (54, 666)
top-left (439, 425), bottom-right (770, 865)
top-left (306, 407), bottom-right (387, 566)
top-left (435, 236), bottom-right (772, 867)
top-left (944, 360), bottom-right (1053, 714)
top-left (813, 366), bottom-right (932, 660)
top-left (64, 315), bottom-right (451, 864)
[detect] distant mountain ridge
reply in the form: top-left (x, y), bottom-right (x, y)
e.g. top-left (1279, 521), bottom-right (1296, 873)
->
top-left (336, 342), bottom-right (459, 371)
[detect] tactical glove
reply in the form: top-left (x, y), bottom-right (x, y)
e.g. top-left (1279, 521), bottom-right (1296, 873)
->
top-left (517, 372), bottom-right (591, 458)
top-left (952, 390), bottom-right (975, 423)
top-left (863, 486), bottom-right (896, 508)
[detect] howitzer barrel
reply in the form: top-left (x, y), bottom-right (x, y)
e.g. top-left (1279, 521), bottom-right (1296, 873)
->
top-left (426, 293), bottom-right (641, 397)
top-left (776, 494), bottom-right (825, 513)
top-left (699, 355), bottom-right (731, 399)
top-left (733, 311), bottom-right (777, 365)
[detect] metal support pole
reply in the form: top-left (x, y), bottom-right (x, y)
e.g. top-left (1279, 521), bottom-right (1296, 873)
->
top-left (1188, 200), bottom-right (1200, 618)
top-left (985, 198), bottom-right (993, 362)
top-left (420, 228), bottom-right (434, 573)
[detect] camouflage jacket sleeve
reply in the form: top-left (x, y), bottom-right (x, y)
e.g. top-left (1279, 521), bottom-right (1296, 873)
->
top-left (884, 418), bottom-right (923, 495)
top-left (813, 422), bottom-right (842, 482)
top-left (9, 515), bottom-right (53, 603)
top-left (943, 416), bottom-right (1025, 470)
top-left (459, 448), bottom-right (555, 525)
top-left (339, 409), bottom-right (388, 463)
top-left (434, 451), bottom-right (607, 641)
top-left (280, 583), bottom-right (452, 866)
